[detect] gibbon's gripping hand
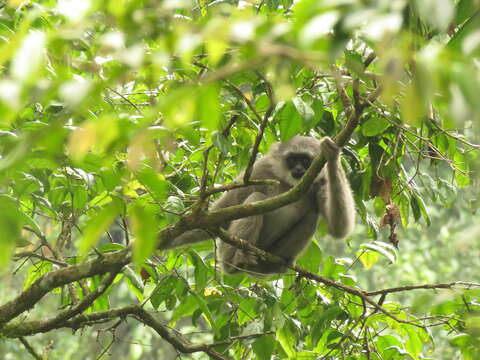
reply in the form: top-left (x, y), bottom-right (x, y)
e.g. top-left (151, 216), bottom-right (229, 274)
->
top-left (320, 137), bottom-right (341, 162)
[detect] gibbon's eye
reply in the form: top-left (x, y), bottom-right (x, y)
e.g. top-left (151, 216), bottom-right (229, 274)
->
top-left (286, 153), bottom-right (312, 170)
top-left (286, 155), bottom-right (297, 169)
top-left (302, 156), bottom-right (312, 169)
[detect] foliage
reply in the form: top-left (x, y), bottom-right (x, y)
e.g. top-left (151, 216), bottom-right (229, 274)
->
top-left (0, 0), bottom-right (479, 359)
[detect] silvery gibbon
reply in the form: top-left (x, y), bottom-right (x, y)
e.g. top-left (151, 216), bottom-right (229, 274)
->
top-left (161, 136), bottom-right (355, 276)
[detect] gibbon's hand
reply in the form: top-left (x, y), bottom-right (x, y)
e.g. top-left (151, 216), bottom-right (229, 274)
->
top-left (320, 136), bottom-right (341, 162)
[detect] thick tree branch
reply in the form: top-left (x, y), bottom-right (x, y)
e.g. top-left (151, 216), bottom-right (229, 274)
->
top-left (1, 270), bottom-right (120, 337)
top-left (4, 304), bottom-right (231, 360)
top-left (0, 249), bottom-right (130, 326)
top-left (131, 307), bottom-right (229, 360)
top-left (203, 179), bottom-right (279, 196)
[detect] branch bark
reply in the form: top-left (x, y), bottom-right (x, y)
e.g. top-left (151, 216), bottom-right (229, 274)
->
top-left (0, 249), bottom-right (130, 326)
top-left (3, 304), bottom-right (230, 360)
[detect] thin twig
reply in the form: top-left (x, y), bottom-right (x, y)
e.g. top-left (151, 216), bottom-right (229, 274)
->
top-left (19, 337), bottom-right (42, 360)
top-left (243, 73), bottom-right (275, 182)
top-left (366, 281), bottom-right (480, 296)
top-left (13, 252), bottom-right (68, 267)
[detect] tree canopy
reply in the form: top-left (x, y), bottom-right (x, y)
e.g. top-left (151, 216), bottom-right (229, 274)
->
top-left (0, 0), bottom-right (479, 359)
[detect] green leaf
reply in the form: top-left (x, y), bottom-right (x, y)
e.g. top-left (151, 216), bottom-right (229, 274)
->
top-left (292, 96), bottom-right (314, 123)
top-left (318, 110), bottom-right (334, 135)
top-left (311, 306), bottom-right (345, 346)
top-left (314, 329), bottom-right (342, 353)
top-left (212, 131), bottom-right (232, 154)
top-left (190, 291), bottom-right (217, 331)
top-left (72, 188), bottom-right (88, 210)
top-left (253, 334), bottom-right (276, 360)
top-left (406, 330), bottom-right (423, 359)
top-left (0, 195), bottom-right (28, 265)
top-left (449, 11), bottom-right (480, 54)
top-left (276, 321), bottom-right (296, 358)
top-left (130, 201), bottom-right (158, 266)
top-left (136, 167), bottom-right (170, 202)
top-left (255, 93), bottom-right (271, 112)
top-left (322, 256), bottom-right (343, 279)
top-left (197, 83), bottom-right (221, 131)
top-left (90, 275), bottom-right (110, 311)
top-left (79, 198), bottom-right (123, 255)
top-left (357, 250), bottom-right (380, 270)
top-left (359, 241), bottom-right (397, 264)
top-left (411, 194), bottom-right (431, 225)
top-left (401, 82), bottom-right (426, 126)
top-left (17, 208), bottom-right (41, 235)
top-left (238, 298), bottom-right (257, 325)
top-left (298, 241), bottom-right (322, 272)
top-left (150, 275), bottom-right (178, 310)
top-left (161, 87), bottom-right (197, 128)
top-left (309, 98), bottom-right (324, 130)
top-left (24, 261), bottom-right (52, 290)
top-left (278, 101), bottom-right (304, 142)
top-left (345, 50), bottom-right (365, 76)
top-left (189, 251), bottom-right (209, 291)
top-left (454, 151), bottom-right (470, 187)
top-left (410, 195), bottom-right (422, 222)
top-left (456, 0), bottom-right (476, 24)
top-left (375, 334), bottom-right (404, 352)
top-left (172, 294), bottom-right (198, 322)
top-left (361, 117), bottom-right (390, 137)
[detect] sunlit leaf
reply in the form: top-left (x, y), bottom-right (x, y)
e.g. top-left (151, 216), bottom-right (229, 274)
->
top-left (276, 321), bottom-right (297, 358)
top-left (197, 83), bottom-right (221, 131)
top-left (278, 101), bottom-right (304, 142)
top-left (253, 334), bottom-right (276, 360)
top-left (357, 250), bottom-right (380, 270)
top-left (79, 198), bottom-right (123, 255)
top-left (130, 201), bottom-right (158, 265)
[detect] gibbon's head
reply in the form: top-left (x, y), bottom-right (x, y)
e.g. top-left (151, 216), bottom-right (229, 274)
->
top-left (270, 136), bottom-right (321, 186)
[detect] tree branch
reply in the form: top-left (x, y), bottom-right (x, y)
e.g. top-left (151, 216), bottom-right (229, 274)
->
top-left (4, 304), bottom-right (231, 360)
top-left (243, 73), bottom-right (275, 183)
top-left (365, 281), bottom-right (480, 296)
top-left (19, 337), bottom-right (42, 360)
top-left (1, 270), bottom-right (120, 337)
top-left (0, 249), bottom-right (130, 326)
top-left (215, 229), bottom-right (425, 328)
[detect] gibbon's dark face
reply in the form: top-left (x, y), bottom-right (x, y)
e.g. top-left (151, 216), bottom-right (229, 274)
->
top-left (285, 152), bottom-right (313, 180)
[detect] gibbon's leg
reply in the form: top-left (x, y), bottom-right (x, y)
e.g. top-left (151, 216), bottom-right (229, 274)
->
top-left (320, 137), bottom-right (355, 239)
top-left (218, 192), bottom-right (267, 274)
top-left (258, 211), bottom-right (319, 274)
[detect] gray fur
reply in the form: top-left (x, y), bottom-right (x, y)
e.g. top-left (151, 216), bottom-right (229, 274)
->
top-left (163, 136), bottom-right (355, 276)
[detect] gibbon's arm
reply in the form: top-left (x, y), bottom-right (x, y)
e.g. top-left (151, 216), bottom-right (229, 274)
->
top-left (160, 229), bottom-right (211, 250)
top-left (323, 159), bottom-right (355, 238)
top-left (319, 138), bottom-right (355, 239)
